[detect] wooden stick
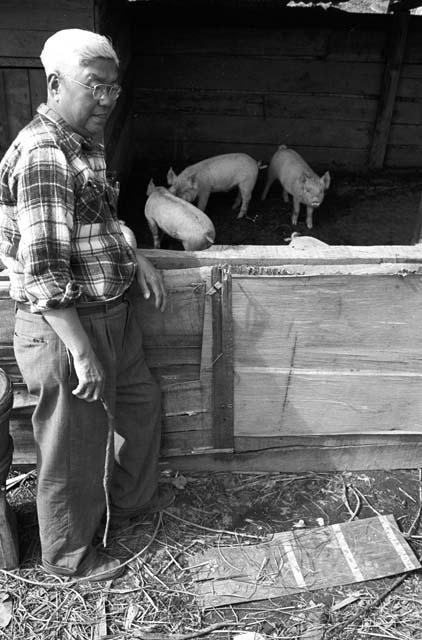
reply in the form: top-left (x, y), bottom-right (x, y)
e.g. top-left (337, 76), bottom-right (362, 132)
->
top-left (136, 620), bottom-right (244, 640)
top-left (326, 572), bottom-right (408, 637)
top-left (100, 397), bottom-right (115, 548)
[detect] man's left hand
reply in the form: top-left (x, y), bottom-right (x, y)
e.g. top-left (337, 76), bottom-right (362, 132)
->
top-left (136, 253), bottom-right (167, 312)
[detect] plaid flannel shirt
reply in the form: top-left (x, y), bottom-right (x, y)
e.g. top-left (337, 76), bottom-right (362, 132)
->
top-left (0, 103), bottom-right (136, 311)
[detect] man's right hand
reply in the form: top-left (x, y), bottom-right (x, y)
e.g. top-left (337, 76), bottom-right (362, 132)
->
top-left (42, 306), bottom-right (106, 403)
top-left (72, 349), bottom-right (105, 402)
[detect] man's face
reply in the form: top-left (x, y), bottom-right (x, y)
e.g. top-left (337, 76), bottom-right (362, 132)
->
top-left (54, 58), bottom-right (119, 139)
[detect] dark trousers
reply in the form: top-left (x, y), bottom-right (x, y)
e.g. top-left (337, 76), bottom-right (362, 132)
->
top-left (13, 291), bottom-right (162, 573)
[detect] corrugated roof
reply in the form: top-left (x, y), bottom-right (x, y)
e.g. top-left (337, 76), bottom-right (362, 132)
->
top-left (127, 0), bottom-right (422, 13)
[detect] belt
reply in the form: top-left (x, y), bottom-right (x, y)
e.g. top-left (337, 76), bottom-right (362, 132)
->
top-left (16, 294), bottom-right (125, 316)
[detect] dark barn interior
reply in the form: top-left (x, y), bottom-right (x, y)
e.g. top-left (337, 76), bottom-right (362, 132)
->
top-left (2, 0), bottom-right (422, 248)
top-left (114, 0), bottom-right (422, 248)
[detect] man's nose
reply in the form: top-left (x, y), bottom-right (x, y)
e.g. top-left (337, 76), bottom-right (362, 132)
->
top-left (98, 92), bottom-right (114, 107)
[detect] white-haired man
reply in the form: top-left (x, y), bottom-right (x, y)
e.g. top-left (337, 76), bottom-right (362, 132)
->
top-left (0, 29), bottom-right (173, 581)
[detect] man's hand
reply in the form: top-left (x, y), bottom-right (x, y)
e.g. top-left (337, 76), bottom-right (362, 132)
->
top-left (43, 306), bottom-right (106, 402)
top-left (72, 349), bottom-right (105, 402)
top-left (136, 253), bottom-right (167, 312)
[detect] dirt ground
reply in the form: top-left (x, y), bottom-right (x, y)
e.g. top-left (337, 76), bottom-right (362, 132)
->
top-left (4, 467), bottom-right (422, 639)
top-left (125, 170), bottom-right (422, 250)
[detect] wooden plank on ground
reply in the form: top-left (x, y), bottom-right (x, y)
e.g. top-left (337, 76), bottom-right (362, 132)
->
top-left (161, 438), bottom-right (422, 472)
top-left (189, 515), bottom-right (420, 608)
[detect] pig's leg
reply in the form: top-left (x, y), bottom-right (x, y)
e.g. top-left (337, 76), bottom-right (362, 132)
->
top-left (306, 206), bottom-right (314, 229)
top-left (147, 219), bottom-right (161, 248)
top-left (232, 190), bottom-right (241, 210)
top-left (291, 198), bottom-right (301, 226)
top-left (236, 184), bottom-right (252, 219)
top-left (261, 171), bottom-right (276, 200)
top-left (197, 190), bottom-right (211, 212)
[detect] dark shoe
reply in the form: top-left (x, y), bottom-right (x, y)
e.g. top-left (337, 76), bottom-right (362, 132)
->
top-left (106, 485), bottom-right (176, 534)
top-left (43, 549), bottom-right (125, 583)
top-left (135, 485), bottom-right (175, 515)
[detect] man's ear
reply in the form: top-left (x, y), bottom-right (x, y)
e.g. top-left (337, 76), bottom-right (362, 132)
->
top-left (47, 73), bottom-right (60, 100)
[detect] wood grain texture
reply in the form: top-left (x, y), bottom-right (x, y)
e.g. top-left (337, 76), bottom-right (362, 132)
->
top-left (232, 274), bottom-right (422, 437)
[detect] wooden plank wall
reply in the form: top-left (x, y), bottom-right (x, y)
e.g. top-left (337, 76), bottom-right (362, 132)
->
top-left (0, 0), bottom-right (95, 161)
top-left (0, 265), bottom-right (219, 465)
top-left (233, 273), bottom-right (422, 440)
top-left (129, 3), bottom-right (422, 174)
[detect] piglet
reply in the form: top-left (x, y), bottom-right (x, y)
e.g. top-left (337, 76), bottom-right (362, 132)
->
top-left (144, 180), bottom-right (215, 251)
top-left (167, 153), bottom-right (264, 219)
top-left (261, 145), bottom-right (330, 229)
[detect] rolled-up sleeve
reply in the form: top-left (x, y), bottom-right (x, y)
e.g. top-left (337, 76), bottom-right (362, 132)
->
top-left (13, 144), bottom-right (82, 310)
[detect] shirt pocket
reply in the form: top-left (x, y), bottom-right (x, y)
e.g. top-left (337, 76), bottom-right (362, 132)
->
top-left (75, 180), bottom-right (108, 225)
top-left (105, 180), bottom-right (120, 218)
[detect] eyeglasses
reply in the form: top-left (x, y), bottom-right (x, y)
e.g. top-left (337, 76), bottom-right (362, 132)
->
top-left (60, 74), bottom-right (122, 101)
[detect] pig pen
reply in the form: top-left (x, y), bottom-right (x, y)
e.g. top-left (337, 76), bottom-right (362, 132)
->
top-left (121, 168), bottom-right (422, 249)
top-left (4, 221), bottom-right (422, 473)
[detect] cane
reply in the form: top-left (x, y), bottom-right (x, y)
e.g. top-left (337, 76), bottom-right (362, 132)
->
top-left (99, 397), bottom-right (115, 548)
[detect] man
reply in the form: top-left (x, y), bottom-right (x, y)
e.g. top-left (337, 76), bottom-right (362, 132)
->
top-left (0, 29), bottom-right (173, 581)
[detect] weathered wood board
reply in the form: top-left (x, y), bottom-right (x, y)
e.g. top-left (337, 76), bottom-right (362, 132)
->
top-left (233, 273), bottom-right (422, 437)
top-left (189, 515), bottom-right (420, 608)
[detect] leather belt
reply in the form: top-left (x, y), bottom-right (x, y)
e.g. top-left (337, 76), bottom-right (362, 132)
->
top-left (16, 294), bottom-right (125, 316)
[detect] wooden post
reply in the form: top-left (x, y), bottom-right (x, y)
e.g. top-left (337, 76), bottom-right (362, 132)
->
top-left (368, 10), bottom-right (409, 169)
top-left (211, 266), bottom-right (234, 451)
top-left (410, 191), bottom-right (422, 244)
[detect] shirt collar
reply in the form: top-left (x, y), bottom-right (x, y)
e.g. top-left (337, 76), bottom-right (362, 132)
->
top-left (36, 103), bottom-right (104, 154)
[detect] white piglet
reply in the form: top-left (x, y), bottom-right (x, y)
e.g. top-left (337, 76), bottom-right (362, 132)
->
top-left (167, 153), bottom-right (264, 219)
top-left (262, 145), bottom-right (331, 229)
top-left (144, 180), bottom-right (215, 251)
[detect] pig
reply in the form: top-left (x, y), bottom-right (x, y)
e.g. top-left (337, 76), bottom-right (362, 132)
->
top-left (261, 145), bottom-right (331, 229)
top-left (167, 153), bottom-right (265, 219)
top-left (144, 179), bottom-right (215, 251)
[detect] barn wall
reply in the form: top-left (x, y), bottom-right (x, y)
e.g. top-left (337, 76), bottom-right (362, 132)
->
top-left (0, 0), bottom-right (134, 185)
top-left (0, 1), bottom-right (96, 161)
top-left (129, 4), bottom-right (422, 175)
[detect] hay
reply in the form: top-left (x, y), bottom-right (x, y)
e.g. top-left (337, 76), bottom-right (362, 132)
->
top-left (1, 469), bottom-right (422, 640)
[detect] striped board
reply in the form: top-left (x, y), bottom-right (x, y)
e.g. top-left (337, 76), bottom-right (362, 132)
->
top-left (189, 515), bottom-right (420, 608)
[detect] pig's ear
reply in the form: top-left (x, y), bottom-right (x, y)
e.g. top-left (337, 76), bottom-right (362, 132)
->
top-left (321, 171), bottom-right (331, 189)
top-left (146, 178), bottom-right (155, 195)
top-left (167, 167), bottom-right (177, 185)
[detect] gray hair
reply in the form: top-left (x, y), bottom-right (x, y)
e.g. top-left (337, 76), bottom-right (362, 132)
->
top-left (40, 29), bottom-right (119, 77)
